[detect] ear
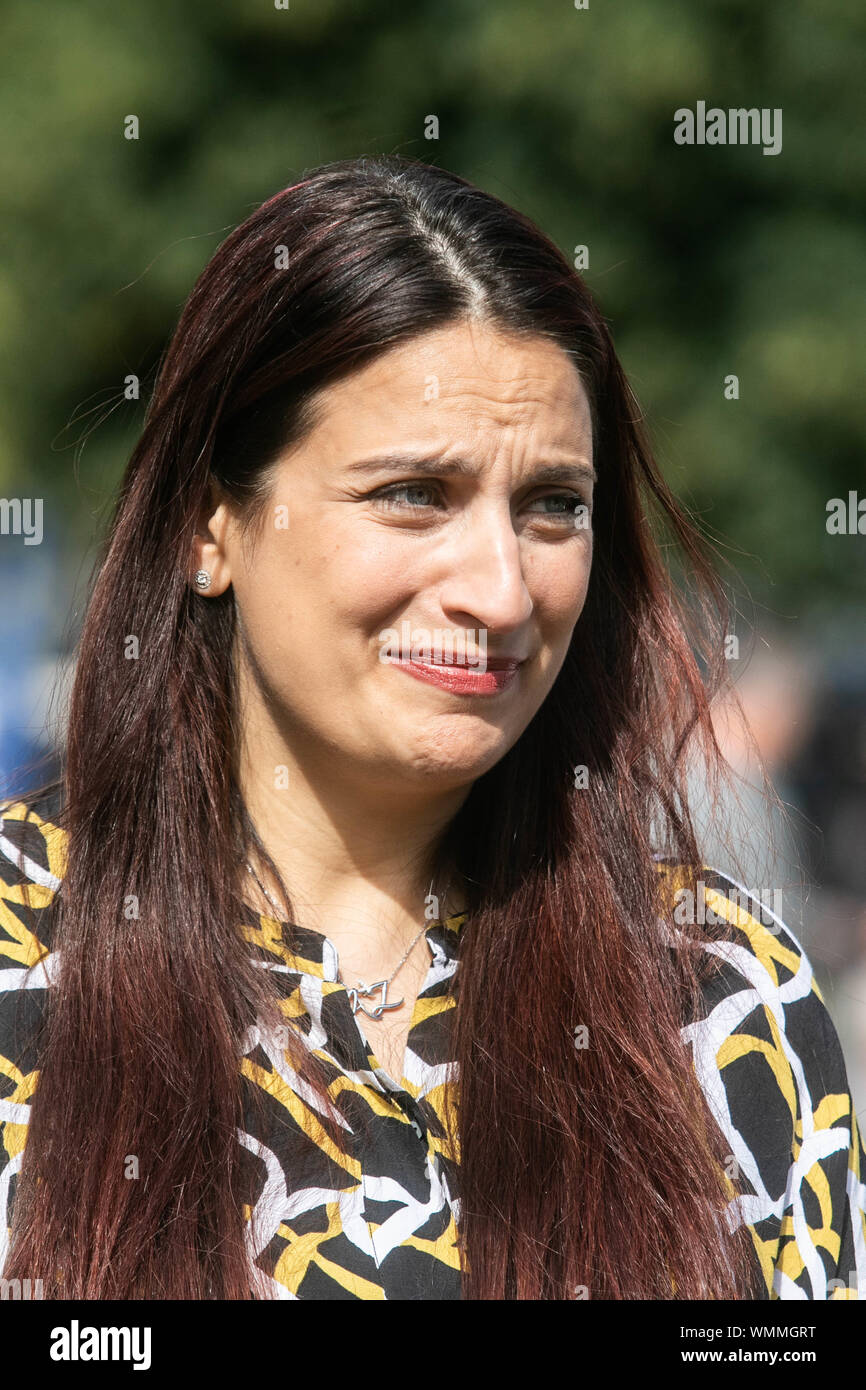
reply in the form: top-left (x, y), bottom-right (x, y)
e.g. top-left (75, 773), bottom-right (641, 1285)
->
top-left (190, 482), bottom-right (235, 596)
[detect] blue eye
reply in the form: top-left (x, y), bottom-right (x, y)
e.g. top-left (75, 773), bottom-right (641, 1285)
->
top-left (368, 483), bottom-right (590, 524)
top-left (371, 483), bottom-right (441, 511)
top-left (525, 492), bottom-right (589, 517)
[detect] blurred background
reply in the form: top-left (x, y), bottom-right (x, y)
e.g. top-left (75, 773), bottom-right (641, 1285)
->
top-left (1, 1), bottom-right (864, 1112)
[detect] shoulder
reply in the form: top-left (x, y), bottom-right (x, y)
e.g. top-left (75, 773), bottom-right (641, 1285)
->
top-left (655, 860), bottom-right (818, 1014)
top-left (657, 861), bottom-right (866, 1299)
top-left (0, 790), bottom-right (66, 965)
top-left (0, 792), bottom-right (65, 1055)
top-left (659, 862), bottom-right (841, 1070)
top-left (0, 793), bottom-right (67, 1264)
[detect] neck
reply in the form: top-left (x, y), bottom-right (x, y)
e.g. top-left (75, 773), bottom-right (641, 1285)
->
top-left (236, 690), bottom-right (470, 953)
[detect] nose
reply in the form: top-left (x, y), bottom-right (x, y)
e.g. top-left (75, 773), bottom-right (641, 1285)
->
top-left (437, 502), bottom-right (534, 635)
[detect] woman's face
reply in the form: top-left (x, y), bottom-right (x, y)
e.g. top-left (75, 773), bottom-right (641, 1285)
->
top-left (203, 320), bottom-right (595, 793)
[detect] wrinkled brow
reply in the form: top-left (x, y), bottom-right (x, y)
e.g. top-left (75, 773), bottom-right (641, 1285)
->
top-left (344, 452), bottom-right (597, 485)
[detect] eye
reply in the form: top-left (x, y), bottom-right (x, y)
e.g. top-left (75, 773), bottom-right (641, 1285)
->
top-left (524, 491), bottom-right (591, 524)
top-left (367, 482), bottom-right (592, 526)
top-left (369, 482), bottom-right (443, 512)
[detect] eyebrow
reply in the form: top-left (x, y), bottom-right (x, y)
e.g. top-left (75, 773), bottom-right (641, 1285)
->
top-left (344, 452), bottom-right (597, 485)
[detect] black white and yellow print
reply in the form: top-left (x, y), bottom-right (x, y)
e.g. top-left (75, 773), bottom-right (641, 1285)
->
top-left (1, 800), bottom-right (864, 1299)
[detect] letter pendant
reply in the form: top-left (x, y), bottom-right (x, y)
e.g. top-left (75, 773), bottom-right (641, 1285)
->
top-left (347, 979), bottom-right (404, 1020)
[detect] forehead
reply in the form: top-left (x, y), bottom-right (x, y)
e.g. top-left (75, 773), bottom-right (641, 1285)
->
top-left (289, 321), bottom-right (593, 457)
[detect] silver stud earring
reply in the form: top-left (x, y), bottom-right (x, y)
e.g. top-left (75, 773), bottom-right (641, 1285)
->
top-left (194, 569), bottom-right (212, 590)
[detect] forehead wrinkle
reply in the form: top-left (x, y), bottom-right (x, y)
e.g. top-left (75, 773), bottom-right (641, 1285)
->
top-left (430, 373), bottom-right (591, 433)
top-left (432, 370), bottom-right (584, 404)
top-left (432, 391), bottom-right (593, 451)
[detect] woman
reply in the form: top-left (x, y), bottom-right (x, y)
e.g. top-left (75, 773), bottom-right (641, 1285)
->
top-left (0, 155), bottom-right (863, 1300)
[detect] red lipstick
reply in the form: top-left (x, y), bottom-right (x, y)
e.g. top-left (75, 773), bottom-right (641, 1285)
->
top-left (391, 656), bottom-right (522, 696)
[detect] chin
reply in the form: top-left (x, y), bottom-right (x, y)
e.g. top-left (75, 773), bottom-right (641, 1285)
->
top-left (398, 727), bottom-right (514, 782)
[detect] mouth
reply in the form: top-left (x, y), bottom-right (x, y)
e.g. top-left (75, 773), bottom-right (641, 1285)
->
top-left (391, 655), bottom-right (524, 696)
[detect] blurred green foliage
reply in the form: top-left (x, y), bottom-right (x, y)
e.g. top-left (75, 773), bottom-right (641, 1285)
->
top-left (1, 0), bottom-right (864, 628)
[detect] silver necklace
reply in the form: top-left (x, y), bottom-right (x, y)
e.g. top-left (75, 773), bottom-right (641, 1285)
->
top-left (244, 859), bottom-right (451, 1020)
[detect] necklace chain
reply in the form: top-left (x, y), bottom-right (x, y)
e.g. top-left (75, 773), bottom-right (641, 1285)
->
top-left (244, 859), bottom-right (452, 1019)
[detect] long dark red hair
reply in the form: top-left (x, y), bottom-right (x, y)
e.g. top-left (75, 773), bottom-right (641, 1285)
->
top-left (4, 155), bottom-right (763, 1298)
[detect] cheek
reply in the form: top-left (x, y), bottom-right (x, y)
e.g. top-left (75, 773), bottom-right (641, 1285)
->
top-left (253, 535), bottom-right (414, 657)
top-left (232, 540), bottom-right (320, 671)
top-left (530, 540), bottom-right (593, 630)
top-left (327, 540), bottom-right (419, 630)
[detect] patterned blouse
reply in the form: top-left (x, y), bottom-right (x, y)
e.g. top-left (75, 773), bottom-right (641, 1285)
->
top-left (1, 797), bottom-right (864, 1299)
